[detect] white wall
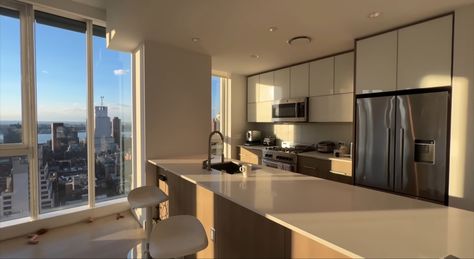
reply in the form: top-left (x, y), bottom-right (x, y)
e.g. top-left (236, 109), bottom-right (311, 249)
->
top-left (140, 40), bottom-right (211, 184)
top-left (228, 74), bottom-right (247, 159)
top-left (449, 4), bottom-right (474, 211)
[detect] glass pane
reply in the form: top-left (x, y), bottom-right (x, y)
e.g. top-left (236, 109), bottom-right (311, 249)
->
top-left (0, 11), bottom-right (22, 144)
top-left (0, 156), bottom-right (30, 222)
top-left (93, 30), bottom-right (133, 202)
top-left (211, 76), bottom-right (221, 131)
top-left (35, 16), bottom-right (88, 213)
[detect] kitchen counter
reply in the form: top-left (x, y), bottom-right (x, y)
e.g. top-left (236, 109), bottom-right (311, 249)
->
top-left (298, 151), bottom-right (352, 162)
top-left (148, 156), bottom-right (474, 258)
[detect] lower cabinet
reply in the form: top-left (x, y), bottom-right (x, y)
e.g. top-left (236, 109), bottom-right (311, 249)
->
top-left (238, 147), bottom-right (262, 165)
top-left (297, 156), bottom-right (353, 184)
top-left (157, 167), bottom-right (349, 258)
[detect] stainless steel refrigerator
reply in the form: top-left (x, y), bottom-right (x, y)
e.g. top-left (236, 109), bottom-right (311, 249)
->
top-left (355, 90), bottom-right (450, 204)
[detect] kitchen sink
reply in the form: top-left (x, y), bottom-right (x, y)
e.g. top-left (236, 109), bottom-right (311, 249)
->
top-left (210, 161), bottom-right (241, 174)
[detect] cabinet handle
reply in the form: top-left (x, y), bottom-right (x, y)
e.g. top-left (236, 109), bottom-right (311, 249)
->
top-left (303, 166), bottom-right (316, 170)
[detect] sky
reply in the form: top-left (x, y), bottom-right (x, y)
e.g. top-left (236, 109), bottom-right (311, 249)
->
top-left (211, 76), bottom-right (220, 119)
top-left (0, 13), bottom-right (132, 123)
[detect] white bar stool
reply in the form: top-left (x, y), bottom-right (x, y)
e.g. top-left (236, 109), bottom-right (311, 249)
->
top-left (128, 185), bottom-right (169, 257)
top-left (127, 186), bottom-right (208, 258)
top-left (149, 215), bottom-right (208, 258)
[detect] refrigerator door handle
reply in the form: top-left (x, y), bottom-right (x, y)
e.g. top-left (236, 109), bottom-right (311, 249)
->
top-left (386, 128), bottom-right (391, 187)
top-left (399, 128), bottom-right (405, 185)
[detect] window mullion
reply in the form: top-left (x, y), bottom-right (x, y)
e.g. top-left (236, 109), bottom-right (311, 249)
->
top-left (23, 3), bottom-right (39, 220)
top-left (86, 20), bottom-right (95, 208)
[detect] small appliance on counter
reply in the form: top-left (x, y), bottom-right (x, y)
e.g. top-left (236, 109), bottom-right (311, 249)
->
top-left (245, 130), bottom-right (262, 146)
top-left (316, 141), bottom-right (336, 153)
top-left (262, 136), bottom-right (276, 146)
top-left (333, 141), bottom-right (352, 158)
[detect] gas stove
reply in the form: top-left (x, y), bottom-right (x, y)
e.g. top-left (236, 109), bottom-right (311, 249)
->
top-left (262, 144), bottom-right (315, 172)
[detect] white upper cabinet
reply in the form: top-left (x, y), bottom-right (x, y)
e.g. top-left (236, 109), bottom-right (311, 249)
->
top-left (309, 57), bottom-right (334, 97)
top-left (334, 52), bottom-right (354, 94)
top-left (309, 93), bottom-right (353, 122)
top-left (397, 15), bottom-right (453, 89)
top-left (256, 101), bottom-right (273, 122)
top-left (259, 71), bottom-right (274, 102)
top-left (356, 31), bottom-right (398, 94)
top-left (247, 75), bottom-right (259, 103)
top-left (290, 63), bottom-right (309, 98)
top-left (274, 68), bottom-right (290, 100)
top-left (247, 102), bottom-right (257, 122)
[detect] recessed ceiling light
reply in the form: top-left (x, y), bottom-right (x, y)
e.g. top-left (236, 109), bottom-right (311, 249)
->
top-left (250, 54), bottom-right (260, 59)
top-left (368, 11), bottom-right (382, 18)
top-left (268, 26), bottom-right (278, 32)
top-left (191, 37), bottom-right (200, 43)
top-left (287, 36), bottom-right (312, 46)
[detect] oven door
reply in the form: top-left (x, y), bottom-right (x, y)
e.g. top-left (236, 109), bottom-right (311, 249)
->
top-left (262, 159), bottom-right (295, 172)
top-left (272, 98), bottom-right (308, 122)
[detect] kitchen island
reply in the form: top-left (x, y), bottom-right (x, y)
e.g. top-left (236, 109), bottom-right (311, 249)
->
top-left (149, 156), bottom-right (474, 258)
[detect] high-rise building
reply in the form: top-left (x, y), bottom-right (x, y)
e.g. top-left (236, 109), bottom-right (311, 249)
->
top-left (112, 117), bottom-right (121, 145)
top-left (94, 101), bottom-right (115, 152)
top-left (51, 123), bottom-right (79, 153)
top-left (0, 156), bottom-right (29, 220)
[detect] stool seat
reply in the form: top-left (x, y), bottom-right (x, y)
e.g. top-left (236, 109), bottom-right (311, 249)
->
top-left (149, 215), bottom-right (208, 258)
top-left (127, 185), bottom-right (168, 209)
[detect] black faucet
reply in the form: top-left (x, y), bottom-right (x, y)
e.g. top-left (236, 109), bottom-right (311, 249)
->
top-left (206, 130), bottom-right (224, 170)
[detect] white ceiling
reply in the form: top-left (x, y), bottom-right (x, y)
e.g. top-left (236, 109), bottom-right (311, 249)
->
top-left (83, 0), bottom-right (474, 75)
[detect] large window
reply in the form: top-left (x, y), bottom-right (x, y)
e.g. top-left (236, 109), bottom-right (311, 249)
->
top-left (35, 11), bottom-right (88, 213)
top-left (0, 2), bottom-right (133, 223)
top-left (93, 26), bottom-right (132, 202)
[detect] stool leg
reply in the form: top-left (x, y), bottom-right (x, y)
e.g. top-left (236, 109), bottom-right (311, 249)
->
top-left (145, 206), bottom-right (153, 258)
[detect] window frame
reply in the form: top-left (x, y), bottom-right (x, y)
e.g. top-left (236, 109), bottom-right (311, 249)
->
top-left (0, 1), bottom-right (134, 225)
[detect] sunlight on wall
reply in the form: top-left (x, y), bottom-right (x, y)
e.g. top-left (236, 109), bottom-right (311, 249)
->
top-left (272, 124), bottom-right (295, 143)
top-left (449, 76), bottom-right (470, 199)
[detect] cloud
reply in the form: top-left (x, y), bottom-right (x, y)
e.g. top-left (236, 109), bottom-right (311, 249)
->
top-left (113, 69), bottom-right (129, 76)
top-left (41, 70), bottom-right (49, 74)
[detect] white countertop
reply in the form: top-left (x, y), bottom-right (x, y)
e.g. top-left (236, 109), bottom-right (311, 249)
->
top-left (298, 151), bottom-right (352, 162)
top-left (148, 156), bottom-right (474, 258)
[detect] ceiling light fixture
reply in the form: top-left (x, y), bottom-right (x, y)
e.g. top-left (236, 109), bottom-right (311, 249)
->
top-left (250, 54), bottom-right (260, 59)
top-left (191, 37), bottom-right (200, 43)
top-left (268, 26), bottom-right (278, 32)
top-left (368, 11), bottom-right (382, 18)
top-left (287, 36), bottom-right (312, 46)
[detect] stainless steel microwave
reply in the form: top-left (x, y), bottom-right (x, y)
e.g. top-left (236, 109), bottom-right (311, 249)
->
top-left (272, 98), bottom-right (308, 122)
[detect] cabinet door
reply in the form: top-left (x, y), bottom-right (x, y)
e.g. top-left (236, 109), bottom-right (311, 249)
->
top-left (309, 57), bottom-right (334, 97)
top-left (290, 63), bottom-right (309, 98)
top-left (274, 68), bottom-right (290, 100)
top-left (259, 71), bottom-right (274, 102)
top-left (297, 156), bottom-right (330, 178)
top-left (356, 31), bottom-right (398, 94)
top-left (334, 52), bottom-right (354, 94)
top-left (247, 75), bottom-right (259, 103)
top-left (256, 101), bottom-right (272, 122)
top-left (215, 195), bottom-right (285, 258)
top-left (309, 93), bottom-right (353, 122)
top-left (247, 103), bottom-right (257, 122)
top-left (397, 15), bottom-right (453, 89)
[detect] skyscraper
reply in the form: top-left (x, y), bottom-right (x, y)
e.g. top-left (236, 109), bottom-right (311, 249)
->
top-left (112, 117), bottom-right (121, 145)
top-left (94, 98), bottom-right (115, 152)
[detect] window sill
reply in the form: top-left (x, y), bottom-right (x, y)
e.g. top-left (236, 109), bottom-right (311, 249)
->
top-left (0, 197), bottom-right (130, 241)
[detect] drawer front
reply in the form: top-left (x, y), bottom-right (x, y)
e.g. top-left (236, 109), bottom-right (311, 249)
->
top-left (330, 160), bottom-right (352, 176)
top-left (297, 156), bottom-right (330, 178)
